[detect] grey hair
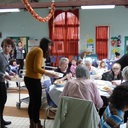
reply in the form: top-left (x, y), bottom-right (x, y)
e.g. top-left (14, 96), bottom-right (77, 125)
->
top-left (83, 57), bottom-right (93, 65)
top-left (122, 66), bottom-right (128, 81)
top-left (76, 64), bottom-right (90, 79)
top-left (59, 57), bottom-right (69, 66)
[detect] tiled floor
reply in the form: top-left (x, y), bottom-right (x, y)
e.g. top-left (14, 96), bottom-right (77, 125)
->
top-left (4, 81), bottom-right (54, 128)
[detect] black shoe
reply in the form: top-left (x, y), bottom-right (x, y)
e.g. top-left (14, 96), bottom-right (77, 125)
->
top-left (3, 120), bottom-right (11, 125)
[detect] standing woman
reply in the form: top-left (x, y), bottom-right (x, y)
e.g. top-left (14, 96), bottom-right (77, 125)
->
top-left (14, 40), bottom-right (26, 73)
top-left (24, 37), bottom-right (59, 128)
top-left (0, 38), bottom-right (15, 128)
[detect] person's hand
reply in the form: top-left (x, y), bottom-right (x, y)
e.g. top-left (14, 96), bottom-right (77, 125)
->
top-left (94, 75), bottom-right (100, 79)
top-left (106, 88), bottom-right (112, 94)
top-left (4, 75), bottom-right (12, 81)
top-left (12, 72), bottom-right (16, 76)
top-left (111, 81), bottom-right (120, 86)
top-left (52, 73), bottom-right (60, 79)
top-left (66, 73), bottom-right (72, 80)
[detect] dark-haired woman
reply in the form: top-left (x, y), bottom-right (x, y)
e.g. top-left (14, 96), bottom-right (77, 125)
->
top-left (99, 85), bottom-right (128, 128)
top-left (24, 37), bottom-right (59, 128)
top-left (14, 40), bottom-right (26, 72)
top-left (114, 52), bottom-right (120, 60)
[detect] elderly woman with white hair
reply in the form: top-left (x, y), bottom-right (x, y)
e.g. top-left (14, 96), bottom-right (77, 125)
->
top-left (102, 63), bottom-right (123, 86)
top-left (120, 66), bottom-right (128, 123)
top-left (53, 57), bottom-right (72, 82)
top-left (60, 64), bottom-right (103, 109)
top-left (121, 66), bottom-right (128, 84)
top-left (83, 57), bottom-right (101, 80)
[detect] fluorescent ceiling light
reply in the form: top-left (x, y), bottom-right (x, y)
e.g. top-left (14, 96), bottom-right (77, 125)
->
top-left (0, 8), bottom-right (20, 13)
top-left (81, 5), bottom-right (115, 9)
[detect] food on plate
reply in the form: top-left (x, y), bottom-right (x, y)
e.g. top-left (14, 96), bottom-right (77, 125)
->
top-left (54, 80), bottom-right (63, 85)
top-left (103, 86), bottom-right (110, 90)
top-left (102, 86), bottom-right (112, 93)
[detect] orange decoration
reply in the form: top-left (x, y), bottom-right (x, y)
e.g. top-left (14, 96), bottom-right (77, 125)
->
top-left (21, 0), bottom-right (55, 22)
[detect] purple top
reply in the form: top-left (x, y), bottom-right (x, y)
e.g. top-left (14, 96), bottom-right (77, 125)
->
top-left (60, 78), bottom-right (103, 109)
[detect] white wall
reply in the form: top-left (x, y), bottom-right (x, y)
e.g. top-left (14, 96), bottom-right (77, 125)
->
top-left (80, 6), bottom-right (128, 58)
top-left (0, 6), bottom-right (128, 58)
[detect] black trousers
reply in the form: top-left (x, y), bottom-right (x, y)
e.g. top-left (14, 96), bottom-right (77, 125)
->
top-left (16, 59), bottom-right (24, 71)
top-left (0, 82), bottom-right (7, 128)
top-left (24, 76), bottom-right (42, 123)
top-left (99, 96), bottom-right (108, 117)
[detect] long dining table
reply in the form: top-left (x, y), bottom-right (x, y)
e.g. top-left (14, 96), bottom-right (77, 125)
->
top-left (49, 79), bottom-right (117, 106)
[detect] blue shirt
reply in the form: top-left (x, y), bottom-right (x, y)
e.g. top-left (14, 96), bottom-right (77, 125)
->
top-left (99, 104), bottom-right (124, 128)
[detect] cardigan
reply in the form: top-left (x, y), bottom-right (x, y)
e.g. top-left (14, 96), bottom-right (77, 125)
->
top-left (54, 96), bottom-right (100, 128)
top-left (25, 47), bottom-right (46, 79)
top-left (0, 52), bottom-right (9, 82)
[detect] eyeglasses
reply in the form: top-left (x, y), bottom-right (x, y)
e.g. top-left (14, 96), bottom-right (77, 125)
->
top-left (112, 68), bottom-right (120, 70)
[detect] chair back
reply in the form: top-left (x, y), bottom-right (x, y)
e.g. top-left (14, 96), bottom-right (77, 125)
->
top-left (43, 80), bottom-right (57, 107)
top-left (50, 55), bottom-right (57, 66)
top-left (53, 96), bottom-right (100, 128)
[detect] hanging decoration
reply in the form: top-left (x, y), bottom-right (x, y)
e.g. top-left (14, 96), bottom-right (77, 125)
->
top-left (117, 35), bottom-right (121, 47)
top-left (111, 35), bottom-right (121, 47)
top-left (21, 0), bottom-right (55, 22)
top-left (111, 37), bottom-right (117, 47)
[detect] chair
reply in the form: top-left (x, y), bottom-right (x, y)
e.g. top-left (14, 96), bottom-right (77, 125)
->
top-left (50, 55), bottom-right (57, 66)
top-left (43, 80), bottom-right (57, 128)
top-left (53, 96), bottom-right (100, 128)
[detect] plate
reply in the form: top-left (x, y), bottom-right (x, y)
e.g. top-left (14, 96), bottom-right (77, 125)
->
top-left (54, 80), bottom-right (66, 87)
top-left (99, 86), bottom-right (111, 92)
top-left (46, 70), bottom-right (64, 77)
top-left (55, 72), bottom-right (64, 77)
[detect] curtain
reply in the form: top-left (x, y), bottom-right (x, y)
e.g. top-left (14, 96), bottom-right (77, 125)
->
top-left (96, 26), bottom-right (109, 60)
top-left (49, 9), bottom-right (79, 64)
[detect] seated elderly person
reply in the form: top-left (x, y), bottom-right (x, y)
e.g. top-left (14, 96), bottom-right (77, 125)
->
top-left (60, 64), bottom-right (103, 109)
top-left (53, 57), bottom-right (72, 82)
top-left (83, 57), bottom-right (101, 79)
top-left (121, 66), bottom-right (128, 86)
top-left (102, 63), bottom-right (123, 86)
top-left (120, 66), bottom-right (128, 122)
top-left (99, 85), bottom-right (128, 128)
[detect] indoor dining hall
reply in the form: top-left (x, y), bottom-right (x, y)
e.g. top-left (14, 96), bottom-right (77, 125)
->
top-left (1, 0), bottom-right (128, 128)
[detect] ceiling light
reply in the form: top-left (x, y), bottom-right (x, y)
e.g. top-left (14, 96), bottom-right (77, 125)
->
top-left (0, 8), bottom-right (20, 13)
top-left (81, 5), bottom-right (115, 9)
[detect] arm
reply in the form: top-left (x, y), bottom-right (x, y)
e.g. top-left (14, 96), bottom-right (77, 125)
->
top-left (91, 66), bottom-right (102, 80)
top-left (92, 83), bottom-right (103, 109)
top-left (33, 49), bottom-right (59, 78)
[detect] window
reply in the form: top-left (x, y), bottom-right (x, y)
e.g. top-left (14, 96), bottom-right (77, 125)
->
top-left (96, 26), bottom-right (109, 60)
top-left (49, 9), bottom-right (79, 64)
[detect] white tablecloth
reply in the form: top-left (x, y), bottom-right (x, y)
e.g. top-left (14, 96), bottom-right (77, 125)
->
top-left (120, 123), bottom-right (126, 128)
top-left (49, 80), bottom-right (116, 106)
top-left (11, 77), bottom-right (24, 82)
